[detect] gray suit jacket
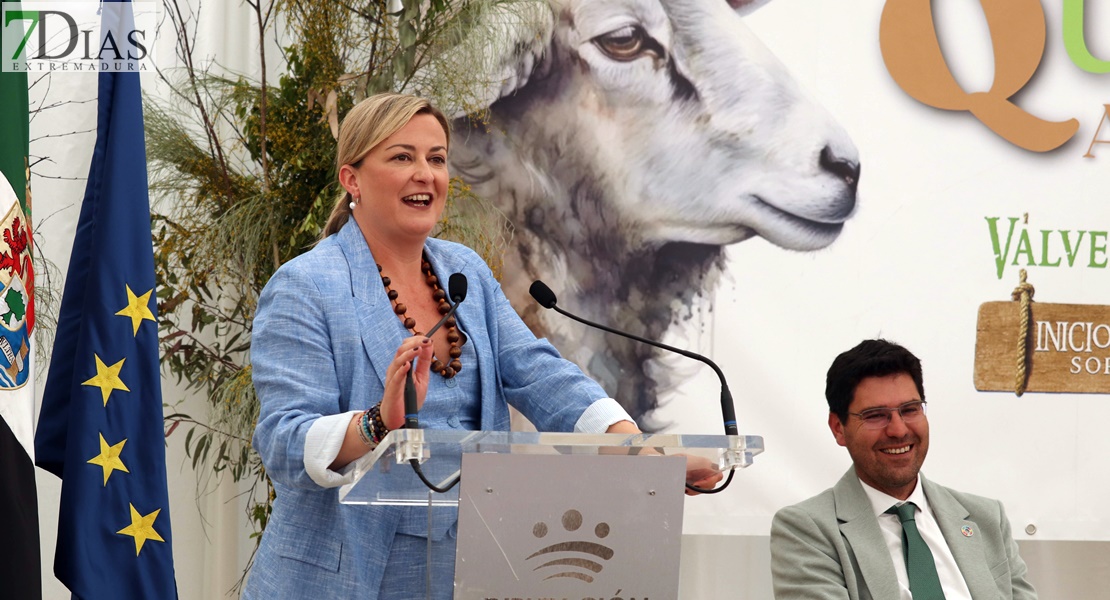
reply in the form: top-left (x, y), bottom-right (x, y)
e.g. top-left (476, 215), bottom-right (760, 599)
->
top-left (770, 468), bottom-right (1038, 600)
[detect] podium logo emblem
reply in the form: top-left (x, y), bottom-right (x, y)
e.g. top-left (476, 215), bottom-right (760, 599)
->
top-left (526, 509), bottom-right (614, 583)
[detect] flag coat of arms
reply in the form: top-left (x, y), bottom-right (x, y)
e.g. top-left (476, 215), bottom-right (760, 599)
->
top-left (0, 0), bottom-right (40, 597)
top-left (35, 2), bottom-right (178, 597)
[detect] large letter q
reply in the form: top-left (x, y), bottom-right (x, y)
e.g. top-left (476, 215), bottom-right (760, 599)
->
top-left (880, 0), bottom-right (1078, 152)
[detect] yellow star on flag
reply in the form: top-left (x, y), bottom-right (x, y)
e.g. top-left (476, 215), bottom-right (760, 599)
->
top-left (82, 354), bottom-right (129, 407)
top-left (117, 504), bottom-right (165, 556)
top-left (115, 284), bottom-right (156, 336)
top-left (87, 433), bottom-right (129, 486)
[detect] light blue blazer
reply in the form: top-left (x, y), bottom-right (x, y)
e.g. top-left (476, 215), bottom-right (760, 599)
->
top-left (770, 468), bottom-right (1038, 600)
top-left (244, 220), bottom-right (608, 599)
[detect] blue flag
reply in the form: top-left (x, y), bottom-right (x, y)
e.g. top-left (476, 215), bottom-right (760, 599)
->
top-left (35, 3), bottom-right (178, 597)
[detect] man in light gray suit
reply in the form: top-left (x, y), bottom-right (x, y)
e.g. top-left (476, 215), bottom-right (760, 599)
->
top-left (770, 339), bottom-right (1037, 599)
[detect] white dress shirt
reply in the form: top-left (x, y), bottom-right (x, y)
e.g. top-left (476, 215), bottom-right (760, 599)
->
top-left (303, 397), bottom-right (632, 487)
top-left (860, 475), bottom-right (974, 600)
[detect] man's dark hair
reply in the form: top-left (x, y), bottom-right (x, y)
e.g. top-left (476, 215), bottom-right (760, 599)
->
top-left (825, 339), bottom-right (924, 423)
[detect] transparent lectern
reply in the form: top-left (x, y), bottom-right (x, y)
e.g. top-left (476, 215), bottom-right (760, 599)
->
top-left (339, 429), bottom-right (763, 599)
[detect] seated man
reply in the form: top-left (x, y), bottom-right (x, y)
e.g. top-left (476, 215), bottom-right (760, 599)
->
top-left (770, 339), bottom-right (1037, 600)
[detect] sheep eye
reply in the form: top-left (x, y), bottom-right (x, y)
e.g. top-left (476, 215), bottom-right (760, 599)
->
top-left (592, 25), bottom-right (660, 62)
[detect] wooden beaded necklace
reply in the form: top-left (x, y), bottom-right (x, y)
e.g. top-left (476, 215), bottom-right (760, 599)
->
top-left (377, 257), bottom-right (463, 378)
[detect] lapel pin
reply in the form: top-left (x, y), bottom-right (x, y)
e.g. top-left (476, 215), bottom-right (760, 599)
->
top-left (961, 525), bottom-right (974, 537)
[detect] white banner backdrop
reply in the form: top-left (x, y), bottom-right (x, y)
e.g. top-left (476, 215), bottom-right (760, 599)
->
top-left (645, 0), bottom-right (1110, 541)
top-left (33, 5), bottom-right (1110, 599)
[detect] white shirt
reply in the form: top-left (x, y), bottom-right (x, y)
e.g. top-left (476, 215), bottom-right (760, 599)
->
top-left (859, 476), bottom-right (973, 600)
top-left (303, 397), bottom-right (632, 487)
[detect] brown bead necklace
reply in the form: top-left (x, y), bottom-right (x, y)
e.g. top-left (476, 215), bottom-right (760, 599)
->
top-left (377, 257), bottom-right (463, 378)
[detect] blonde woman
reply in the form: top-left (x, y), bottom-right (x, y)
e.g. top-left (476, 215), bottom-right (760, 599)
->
top-left (244, 93), bottom-right (659, 599)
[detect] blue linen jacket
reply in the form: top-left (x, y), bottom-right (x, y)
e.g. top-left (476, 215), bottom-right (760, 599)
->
top-left (770, 468), bottom-right (1038, 600)
top-left (243, 220), bottom-right (608, 599)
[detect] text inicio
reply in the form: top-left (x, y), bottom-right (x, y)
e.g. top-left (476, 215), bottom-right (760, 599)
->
top-left (1036, 320), bottom-right (1110, 374)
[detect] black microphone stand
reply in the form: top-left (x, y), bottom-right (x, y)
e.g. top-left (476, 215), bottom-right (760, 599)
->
top-left (530, 280), bottom-right (738, 494)
top-left (403, 274), bottom-right (467, 494)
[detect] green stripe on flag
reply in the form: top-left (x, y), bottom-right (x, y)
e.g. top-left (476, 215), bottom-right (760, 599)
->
top-left (1, 0), bottom-right (29, 211)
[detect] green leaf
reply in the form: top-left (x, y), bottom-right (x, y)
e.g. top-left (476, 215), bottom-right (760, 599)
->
top-left (191, 434), bottom-right (209, 470)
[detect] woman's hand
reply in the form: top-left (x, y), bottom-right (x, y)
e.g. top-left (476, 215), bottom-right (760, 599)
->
top-left (603, 421), bottom-right (723, 495)
top-left (379, 336), bottom-right (435, 431)
top-left (683, 455), bottom-right (724, 496)
top-left (329, 337), bottom-right (432, 471)
top-left (605, 420), bottom-right (641, 434)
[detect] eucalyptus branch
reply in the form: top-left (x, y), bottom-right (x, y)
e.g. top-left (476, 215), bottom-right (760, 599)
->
top-left (29, 203), bottom-right (73, 228)
top-left (27, 71), bottom-right (50, 91)
top-left (245, 0), bottom-right (273, 192)
top-left (162, 0), bottom-right (235, 197)
top-left (168, 311), bottom-right (254, 334)
top-left (31, 174), bottom-right (88, 181)
top-left (164, 414), bottom-right (252, 444)
top-left (228, 475), bottom-right (269, 595)
top-left (216, 109), bottom-right (249, 144)
top-left (162, 331), bottom-right (245, 372)
top-left (31, 128), bottom-right (96, 142)
top-left (32, 97), bottom-right (97, 112)
top-left (26, 72), bottom-right (54, 119)
top-left (245, 0), bottom-right (282, 270)
top-left (153, 5), bottom-right (201, 109)
top-left (28, 156), bottom-right (55, 170)
top-left (333, 0), bottom-right (381, 22)
top-left (162, 304), bottom-right (254, 332)
top-left (185, 299), bottom-right (254, 328)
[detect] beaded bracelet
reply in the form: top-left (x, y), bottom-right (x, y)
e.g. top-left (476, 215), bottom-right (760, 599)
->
top-left (367, 403), bottom-right (390, 443)
top-left (356, 409), bottom-right (375, 447)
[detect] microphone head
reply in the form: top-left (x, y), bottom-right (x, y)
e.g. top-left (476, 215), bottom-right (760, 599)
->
top-left (448, 273), bottom-right (468, 303)
top-left (529, 280), bottom-right (557, 309)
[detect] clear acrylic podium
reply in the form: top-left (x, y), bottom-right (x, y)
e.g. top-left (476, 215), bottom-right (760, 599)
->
top-left (339, 429), bottom-right (764, 599)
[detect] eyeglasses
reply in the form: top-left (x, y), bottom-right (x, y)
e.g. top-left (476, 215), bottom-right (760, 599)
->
top-left (847, 400), bottom-right (927, 429)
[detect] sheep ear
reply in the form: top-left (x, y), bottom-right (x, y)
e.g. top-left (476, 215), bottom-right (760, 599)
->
top-left (728, 0), bottom-right (774, 16)
top-left (421, 3), bottom-right (554, 119)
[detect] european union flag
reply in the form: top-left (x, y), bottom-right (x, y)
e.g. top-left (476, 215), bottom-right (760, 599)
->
top-left (34, 3), bottom-right (178, 597)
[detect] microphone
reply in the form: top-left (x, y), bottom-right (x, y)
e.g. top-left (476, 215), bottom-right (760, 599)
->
top-left (528, 280), bottom-right (738, 437)
top-left (449, 272), bottom-right (467, 302)
top-left (425, 273), bottom-right (467, 337)
top-left (404, 273), bottom-right (468, 430)
top-left (402, 273), bottom-right (467, 495)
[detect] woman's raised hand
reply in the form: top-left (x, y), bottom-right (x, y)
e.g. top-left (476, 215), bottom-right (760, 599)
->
top-left (379, 336), bottom-right (435, 431)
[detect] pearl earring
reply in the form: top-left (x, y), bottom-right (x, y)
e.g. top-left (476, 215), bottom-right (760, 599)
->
top-left (349, 196), bottom-right (358, 211)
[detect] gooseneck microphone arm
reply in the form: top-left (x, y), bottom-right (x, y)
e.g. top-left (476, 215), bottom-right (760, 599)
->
top-left (529, 280), bottom-right (738, 494)
top-left (403, 273), bottom-right (469, 430)
top-left (405, 273), bottom-right (467, 494)
top-left (529, 281), bottom-right (738, 435)
top-left (403, 303), bottom-right (460, 430)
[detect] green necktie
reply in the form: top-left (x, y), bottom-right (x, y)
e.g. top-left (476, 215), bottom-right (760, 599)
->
top-left (886, 502), bottom-right (946, 600)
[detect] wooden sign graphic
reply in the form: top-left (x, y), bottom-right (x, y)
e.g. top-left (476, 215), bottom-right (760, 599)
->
top-left (975, 302), bottom-right (1110, 394)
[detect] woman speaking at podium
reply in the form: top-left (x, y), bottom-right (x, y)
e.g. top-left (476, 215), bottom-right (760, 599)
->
top-left (242, 93), bottom-right (677, 599)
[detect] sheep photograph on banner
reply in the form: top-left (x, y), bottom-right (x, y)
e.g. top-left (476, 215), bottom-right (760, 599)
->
top-left (17, 0), bottom-right (1108, 597)
top-left (447, 0), bottom-right (860, 421)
